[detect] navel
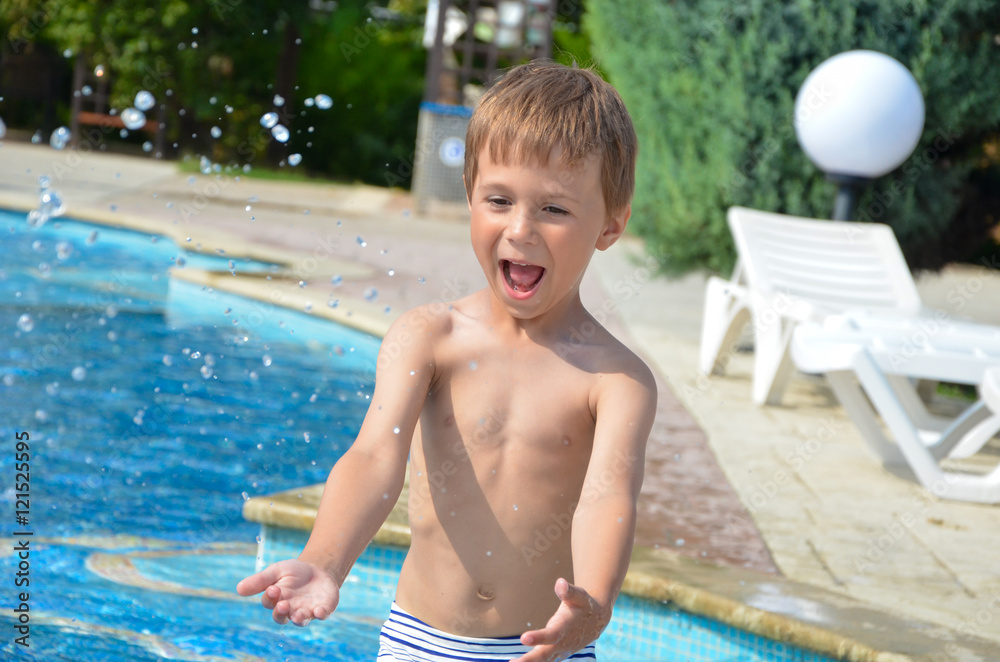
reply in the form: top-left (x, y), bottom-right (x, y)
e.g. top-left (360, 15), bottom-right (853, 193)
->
top-left (476, 584), bottom-right (496, 601)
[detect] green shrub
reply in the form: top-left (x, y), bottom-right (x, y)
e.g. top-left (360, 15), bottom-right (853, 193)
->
top-left (585, 0), bottom-right (1000, 274)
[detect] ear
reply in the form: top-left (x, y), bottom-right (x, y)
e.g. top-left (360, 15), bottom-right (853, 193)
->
top-left (595, 203), bottom-right (631, 251)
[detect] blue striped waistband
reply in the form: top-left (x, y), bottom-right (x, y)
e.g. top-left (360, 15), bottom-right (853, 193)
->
top-left (378, 602), bottom-right (597, 660)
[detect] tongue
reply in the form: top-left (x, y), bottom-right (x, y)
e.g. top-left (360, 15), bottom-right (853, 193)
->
top-left (508, 262), bottom-right (543, 291)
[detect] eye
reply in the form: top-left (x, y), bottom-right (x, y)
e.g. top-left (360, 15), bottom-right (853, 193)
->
top-left (487, 197), bottom-right (511, 208)
top-left (543, 205), bottom-right (568, 215)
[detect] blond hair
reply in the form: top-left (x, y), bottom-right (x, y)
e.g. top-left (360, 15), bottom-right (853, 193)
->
top-left (463, 61), bottom-right (637, 217)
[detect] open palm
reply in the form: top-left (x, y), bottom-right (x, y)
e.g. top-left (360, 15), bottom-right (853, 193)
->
top-left (237, 559), bottom-right (340, 626)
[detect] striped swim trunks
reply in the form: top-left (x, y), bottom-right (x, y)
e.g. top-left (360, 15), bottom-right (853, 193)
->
top-left (377, 602), bottom-right (597, 661)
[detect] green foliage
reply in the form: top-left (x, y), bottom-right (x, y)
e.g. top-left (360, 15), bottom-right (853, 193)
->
top-left (294, 3), bottom-right (426, 186)
top-left (585, 0), bottom-right (1000, 274)
top-left (1, 1), bottom-right (426, 186)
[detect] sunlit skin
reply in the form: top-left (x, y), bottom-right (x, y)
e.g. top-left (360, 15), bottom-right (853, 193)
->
top-left (237, 145), bottom-right (657, 662)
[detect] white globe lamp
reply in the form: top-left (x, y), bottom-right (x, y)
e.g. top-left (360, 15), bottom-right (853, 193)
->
top-left (794, 50), bottom-right (925, 220)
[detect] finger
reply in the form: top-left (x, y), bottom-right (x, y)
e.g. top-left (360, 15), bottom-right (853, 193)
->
top-left (237, 565), bottom-right (283, 596)
top-left (313, 605), bottom-right (331, 620)
top-left (291, 607), bottom-right (313, 627)
top-left (554, 578), bottom-right (591, 609)
top-left (511, 646), bottom-right (559, 662)
top-left (272, 599), bottom-right (291, 625)
top-left (260, 584), bottom-right (282, 610)
top-left (521, 626), bottom-right (563, 647)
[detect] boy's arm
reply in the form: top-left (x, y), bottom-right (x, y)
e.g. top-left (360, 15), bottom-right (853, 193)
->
top-left (237, 307), bottom-right (437, 623)
top-left (517, 361), bottom-right (656, 660)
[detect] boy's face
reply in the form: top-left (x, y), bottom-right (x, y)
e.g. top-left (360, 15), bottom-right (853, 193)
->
top-left (467, 143), bottom-right (630, 322)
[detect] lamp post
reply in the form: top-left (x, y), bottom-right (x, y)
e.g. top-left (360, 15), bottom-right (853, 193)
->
top-left (793, 50), bottom-right (925, 221)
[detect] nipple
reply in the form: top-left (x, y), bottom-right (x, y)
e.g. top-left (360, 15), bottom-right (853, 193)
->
top-left (476, 584), bottom-right (496, 601)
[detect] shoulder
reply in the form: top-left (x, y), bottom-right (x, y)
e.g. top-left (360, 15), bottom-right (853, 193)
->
top-left (570, 327), bottom-right (656, 417)
top-left (378, 294), bottom-right (478, 363)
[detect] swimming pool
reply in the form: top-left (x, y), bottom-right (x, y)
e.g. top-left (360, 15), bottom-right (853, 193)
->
top-left (0, 210), bottom-right (836, 660)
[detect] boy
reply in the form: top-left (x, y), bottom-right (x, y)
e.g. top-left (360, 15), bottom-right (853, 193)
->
top-left (237, 60), bottom-right (657, 662)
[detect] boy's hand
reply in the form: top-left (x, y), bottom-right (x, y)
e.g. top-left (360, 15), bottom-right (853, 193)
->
top-left (514, 578), bottom-right (608, 662)
top-left (236, 559), bottom-right (340, 626)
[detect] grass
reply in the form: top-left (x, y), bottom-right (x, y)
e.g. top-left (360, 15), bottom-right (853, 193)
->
top-left (936, 381), bottom-right (978, 402)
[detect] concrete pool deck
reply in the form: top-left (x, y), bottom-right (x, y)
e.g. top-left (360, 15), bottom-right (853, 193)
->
top-left (2, 141), bottom-right (999, 661)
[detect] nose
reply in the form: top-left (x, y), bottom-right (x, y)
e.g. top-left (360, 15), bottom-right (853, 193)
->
top-left (505, 207), bottom-right (538, 245)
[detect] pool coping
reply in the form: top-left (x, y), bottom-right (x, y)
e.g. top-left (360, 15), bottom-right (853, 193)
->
top-left (7, 196), bottom-right (996, 661)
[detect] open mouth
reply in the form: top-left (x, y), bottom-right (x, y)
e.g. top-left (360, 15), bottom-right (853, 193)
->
top-left (501, 259), bottom-right (545, 295)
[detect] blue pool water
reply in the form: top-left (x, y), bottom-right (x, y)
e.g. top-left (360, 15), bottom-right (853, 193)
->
top-left (0, 210), bottom-right (836, 661)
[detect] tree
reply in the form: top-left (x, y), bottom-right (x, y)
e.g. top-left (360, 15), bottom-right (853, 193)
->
top-left (585, 0), bottom-right (1000, 273)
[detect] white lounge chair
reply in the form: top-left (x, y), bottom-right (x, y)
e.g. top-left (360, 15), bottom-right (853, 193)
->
top-left (700, 206), bottom-right (927, 405)
top-left (791, 314), bottom-right (1000, 503)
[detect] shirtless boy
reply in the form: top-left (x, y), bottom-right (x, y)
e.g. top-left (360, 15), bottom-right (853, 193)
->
top-left (237, 61), bottom-right (657, 662)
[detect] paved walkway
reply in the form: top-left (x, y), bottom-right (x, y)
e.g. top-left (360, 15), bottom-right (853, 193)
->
top-left (2, 141), bottom-right (999, 660)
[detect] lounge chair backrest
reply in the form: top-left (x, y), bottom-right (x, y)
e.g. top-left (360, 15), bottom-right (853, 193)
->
top-left (727, 206), bottom-right (923, 316)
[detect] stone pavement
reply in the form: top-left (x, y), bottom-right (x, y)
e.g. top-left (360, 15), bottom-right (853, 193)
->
top-left (2, 141), bottom-right (999, 660)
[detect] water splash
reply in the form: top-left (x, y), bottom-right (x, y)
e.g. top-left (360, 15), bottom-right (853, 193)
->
top-left (134, 91), bottom-right (156, 111)
top-left (27, 175), bottom-right (66, 228)
top-left (270, 125), bottom-right (289, 143)
top-left (121, 108), bottom-right (147, 131)
top-left (260, 112), bottom-right (279, 129)
top-left (210, 126), bottom-right (222, 139)
top-left (17, 313), bottom-right (34, 333)
top-left (49, 126), bottom-right (71, 150)
top-left (288, 153), bottom-right (302, 166)
top-left (315, 94), bottom-right (333, 110)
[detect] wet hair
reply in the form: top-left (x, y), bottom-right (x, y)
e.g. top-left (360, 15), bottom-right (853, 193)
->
top-left (463, 60), bottom-right (637, 217)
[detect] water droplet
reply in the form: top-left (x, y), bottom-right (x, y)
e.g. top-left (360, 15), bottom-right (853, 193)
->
top-left (304, 302), bottom-right (313, 312)
top-left (200, 365), bottom-right (213, 379)
top-left (94, 64), bottom-right (105, 77)
top-left (86, 230), bottom-right (98, 245)
top-left (190, 350), bottom-right (201, 360)
top-left (49, 126), bottom-right (71, 149)
top-left (134, 90), bottom-right (156, 111)
top-left (35, 409), bottom-right (48, 422)
top-left (513, 504), bottom-right (518, 511)
top-left (288, 153), bottom-right (302, 166)
top-left (3, 375), bottom-right (15, 387)
top-left (486, 550), bottom-right (492, 557)
top-left (121, 107), bottom-right (147, 131)
top-left (363, 287), bottom-right (378, 301)
top-left (676, 538), bottom-right (685, 546)
top-left (17, 313), bottom-right (34, 333)
top-left (314, 94), bottom-right (333, 109)
top-left (262, 355), bottom-right (272, 367)
top-left (210, 126), bottom-right (222, 139)
top-left (387, 269), bottom-right (395, 276)
top-left (304, 97), bottom-right (315, 107)
top-left (298, 280), bottom-right (307, 288)
top-left (330, 275), bottom-right (342, 286)
top-left (162, 355), bottom-right (174, 366)
top-left (260, 112), bottom-right (279, 128)
top-left (270, 125), bottom-right (289, 142)
top-left (356, 236), bottom-right (367, 247)
top-left (71, 366), bottom-right (86, 381)
top-left (0, 117), bottom-right (5, 139)
top-left (45, 382), bottom-right (59, 396)
top-left (273, 94), bottom-right (285, 107)
top-left (393, 427), bottom-right (400, 434)
top-left (469, 361), bottom-right (478, 371)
